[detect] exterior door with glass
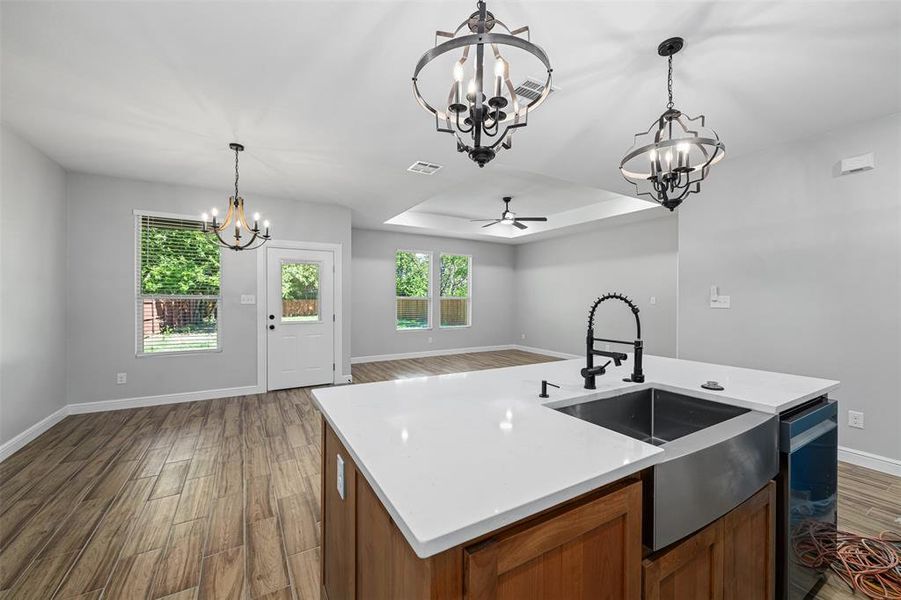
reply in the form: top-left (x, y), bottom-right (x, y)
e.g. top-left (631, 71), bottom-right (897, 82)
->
top-left (267, 248), bottom-right (335, 390)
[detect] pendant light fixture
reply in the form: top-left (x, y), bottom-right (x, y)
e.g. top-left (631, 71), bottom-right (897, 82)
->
top-left (620, 37), bottom-right (726, 211)
top-left (202, 143), bottom-right (271, 251)
top-left (412, 0), bottom-right (552, 168)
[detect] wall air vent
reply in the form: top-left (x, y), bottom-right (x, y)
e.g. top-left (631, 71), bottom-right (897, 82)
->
top-left (407, 161), bottom-right (443, 175)
top-left (514, 77), bottom-right (557, 102)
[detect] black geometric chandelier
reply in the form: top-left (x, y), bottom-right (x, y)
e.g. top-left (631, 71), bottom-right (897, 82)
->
top-left (620, 37), bottom-right (726, 211)
top-left (202, 143), bottom-right (271, 251)
top-left (412, 0), bottom-right (552, 168)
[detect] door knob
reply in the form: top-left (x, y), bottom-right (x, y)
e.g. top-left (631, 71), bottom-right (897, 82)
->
top-left (269, 314), bottom-right (275, 320)
top-left (269, 324), bottom-right (275, 330)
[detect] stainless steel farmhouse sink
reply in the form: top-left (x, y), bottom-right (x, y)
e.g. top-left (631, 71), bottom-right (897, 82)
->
top-left (555, 388), bottom-right (778, 550)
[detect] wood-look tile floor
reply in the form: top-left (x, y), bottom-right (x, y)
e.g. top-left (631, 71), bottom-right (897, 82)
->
top-left (0, 350), bottom-right (557, 599)
top-left (0, 349), bottom-right (897, 599)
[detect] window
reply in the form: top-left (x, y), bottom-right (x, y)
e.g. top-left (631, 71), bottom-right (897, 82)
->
top-left (440, 254), bottom-right (471, 327)
top-left (281, 261), bottom-right (320, 322)
top-left (395, 250), bottom-right (431, 330)
top-left (136, 214), bottom-right (221, 355)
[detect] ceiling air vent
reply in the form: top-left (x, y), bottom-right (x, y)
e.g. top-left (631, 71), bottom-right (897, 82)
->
top-left (407, 161), bottom-right (443, 175)
top-left (514, 77), bottom-right (555, 102)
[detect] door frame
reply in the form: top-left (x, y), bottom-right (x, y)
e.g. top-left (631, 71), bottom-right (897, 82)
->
top-left (257, 240), bottom-right (345, 390)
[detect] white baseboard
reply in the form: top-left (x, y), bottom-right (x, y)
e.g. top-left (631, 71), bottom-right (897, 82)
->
top-left (838, 446), bottom-right (901, 477)
top-left (0, 405), bottom-right (70, 463)
top-left (351, 344), bottom-right (517, 364)
top-left (351, 344), bottom-right (580, 365)
top-left (67, 384), bottom-right (263, 415)
top-left (512, 345), bottom-right (581, 360)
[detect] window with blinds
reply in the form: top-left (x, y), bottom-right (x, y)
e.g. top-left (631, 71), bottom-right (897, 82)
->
top-left (136, 214), bottom-right (221, 355)
top-left (395, 250), bottom-right (432, 330)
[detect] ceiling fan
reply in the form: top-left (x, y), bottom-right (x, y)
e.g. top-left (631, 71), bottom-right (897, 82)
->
top-left (470, 197), bottom-right (548, 230)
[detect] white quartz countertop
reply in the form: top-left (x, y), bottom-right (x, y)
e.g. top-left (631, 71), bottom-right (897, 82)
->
top-left (312, 354), bottom-right (838, 558)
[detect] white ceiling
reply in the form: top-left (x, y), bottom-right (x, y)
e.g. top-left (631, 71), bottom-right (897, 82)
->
top-left (2, 1), bottom-right (899, 239)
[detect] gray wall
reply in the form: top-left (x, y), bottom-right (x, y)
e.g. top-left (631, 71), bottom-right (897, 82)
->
top-left (351, 229), bottom-right (516, 358)
top-left (66, 172), bottom-right (351, 404)
top-left (514, 214), bottom-right (679, 359)
top-left (1, 126), bottom-right (68, 445)
top-left (678, 113), bottom-right (901, 461)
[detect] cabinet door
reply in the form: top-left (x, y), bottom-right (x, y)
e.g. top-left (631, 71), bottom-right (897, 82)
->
top-left (465, 481), bottom-right (642, 600)
top-left (642, 520), bottom-right (724, 600)
top-left (723, 481), bottom-right (776, 600)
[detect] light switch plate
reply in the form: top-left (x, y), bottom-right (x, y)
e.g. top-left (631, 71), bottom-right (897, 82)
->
top-left (240, 294), bottom-right (256, 305)
top-left (710, 295), bottom-right (731, 309)
top-left (336, 454), bottom-right (345, 499)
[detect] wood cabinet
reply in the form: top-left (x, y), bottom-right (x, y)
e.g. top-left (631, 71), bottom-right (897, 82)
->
top-left (322, 419), bottom-right (643, 600)
top-left (723, 481), bottom-right (776, 600)
top-left (642, 520), bottom-right (724, 600)
top-left (464, 480), bottom-right (642, 600)
top-left (642, 482), bottom-right (776, 600)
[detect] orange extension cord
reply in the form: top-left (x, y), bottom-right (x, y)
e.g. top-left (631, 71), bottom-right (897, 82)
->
top-left (792, 520), bottom-right (901, 599)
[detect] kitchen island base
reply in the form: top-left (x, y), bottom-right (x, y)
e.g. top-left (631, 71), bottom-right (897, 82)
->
top-left (322, 418), bottom-right (776, 600)
top-left (322, 419), bottom-right (643, 600)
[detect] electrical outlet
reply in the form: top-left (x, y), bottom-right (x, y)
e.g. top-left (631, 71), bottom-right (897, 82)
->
top-left (116, 372), bottom-right (127, 385)
top-left (521, 333), bottom-right (526, 340)
top-left (848, 410), bottom-right (864, 429)
top-left (427, 336), bottom-right (433, 344)
top-left (336, 454), bottom-right (345, 499)
top-left (649, 296), bottom-right (657, 305)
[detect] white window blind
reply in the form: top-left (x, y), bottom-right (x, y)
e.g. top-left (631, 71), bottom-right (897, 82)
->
top-left (136, 215), bottom-right (221, 355)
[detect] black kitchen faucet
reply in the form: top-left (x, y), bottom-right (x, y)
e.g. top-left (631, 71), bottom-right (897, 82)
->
top-left (581, 293), bottom-right (645, 389)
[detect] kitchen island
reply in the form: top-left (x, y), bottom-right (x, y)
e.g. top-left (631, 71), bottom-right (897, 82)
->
top-left (312, 355), bottom-right (839, 599)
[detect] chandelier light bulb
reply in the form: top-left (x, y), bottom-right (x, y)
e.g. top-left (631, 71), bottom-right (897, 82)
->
top-left (453, 61), bottom-right (465, 82)
top-left (466, 78), bottom-right (477, 101)
top-left (211, 207), bottom-right (219, 217)
top-left (494, 58), bottom-right (505, 78)
top-left (264, 220), bottom-right (270, 228)
top-left (202, 212), bottom-right (209, 222)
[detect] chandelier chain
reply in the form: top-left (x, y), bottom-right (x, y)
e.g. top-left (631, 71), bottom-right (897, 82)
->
top-left (234, 147), bottom-right (240, 201)
top-left (666, 55), bottom-right (674, 110)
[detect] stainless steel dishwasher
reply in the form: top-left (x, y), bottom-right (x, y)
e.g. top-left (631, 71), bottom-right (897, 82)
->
top-left (776, 397), bottom-right (838, 600)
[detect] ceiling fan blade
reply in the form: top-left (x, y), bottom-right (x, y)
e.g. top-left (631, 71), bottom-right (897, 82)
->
top-left (514, 217), bottom-right (548, 222)
top-left (513, 221), bottom-right (528, 230)
top-left (481, 220), bottom-right (501, 228)
top-left (470, 218), bottom-right (500, 222)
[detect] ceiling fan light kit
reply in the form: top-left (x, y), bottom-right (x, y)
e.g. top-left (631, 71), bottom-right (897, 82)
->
top-left (619, 37), bottom-right (726, 211)
top-left (412, 0), bottom-right (552, 168)
top-left (470, 196), bottom-right (548, 230)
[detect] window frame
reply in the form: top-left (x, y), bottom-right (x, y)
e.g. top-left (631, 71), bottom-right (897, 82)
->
top-left (134, 210), bottom-right (223, 357)
top-left (439, 253), bottom-right (472, 329)
top-left (394, 249), bottom-right (433, 331)
top-left (280, 258), bottom-right (324, 324)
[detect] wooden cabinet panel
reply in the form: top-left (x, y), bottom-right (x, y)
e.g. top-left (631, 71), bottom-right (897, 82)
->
top-left (322, 420), bottom-right (356, 600)
top-left (356, 475), bottom-right (432, 600)
top-left (465, 480), bottom-right (643, 600)
top-left (723, 481), bottom-right (775, 600)
top-left (642, 520), bottom-right (724, 600)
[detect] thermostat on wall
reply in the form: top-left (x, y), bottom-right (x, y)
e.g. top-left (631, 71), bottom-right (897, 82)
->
top-left (840, 152), bottom-right (875, 175)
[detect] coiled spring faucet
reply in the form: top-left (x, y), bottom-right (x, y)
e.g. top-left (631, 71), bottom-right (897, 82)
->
top-left (581, 293), bottom-right (645, 389)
